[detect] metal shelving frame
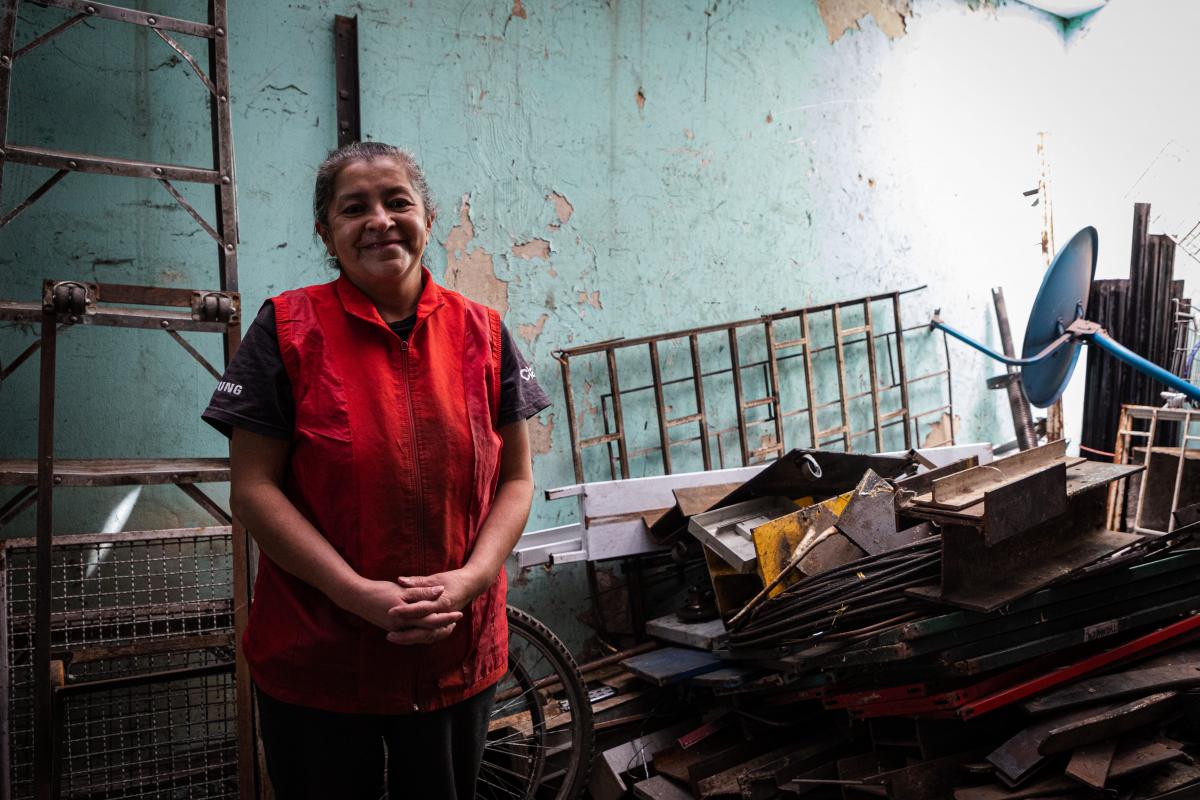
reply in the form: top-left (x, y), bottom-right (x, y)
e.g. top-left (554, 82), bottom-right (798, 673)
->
top-left (0, 2), bottom-right (252, 798)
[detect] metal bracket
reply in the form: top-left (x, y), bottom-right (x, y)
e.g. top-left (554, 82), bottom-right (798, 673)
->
top-left (190, 291), bottom-right (238, 323)
top-left (41, 280), bottom-right (96, 320)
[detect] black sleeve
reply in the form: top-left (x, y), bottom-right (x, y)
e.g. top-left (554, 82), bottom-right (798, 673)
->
top-left (201, 301), bottom-right (295, 440)
top-left (498, 323), bottom-right (552, 427)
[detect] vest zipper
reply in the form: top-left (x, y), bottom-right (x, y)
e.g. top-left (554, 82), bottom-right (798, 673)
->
top-left (399, 338), bottom-right (424, 712)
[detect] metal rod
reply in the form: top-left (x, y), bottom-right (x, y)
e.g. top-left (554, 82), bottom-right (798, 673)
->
top-left (728, 328), bottom-right (750, 465)
top-left (931, 315), bottom-right (1073, 367)
top-left (558, 357), bottom-right (583, 482)
top-left (151, 28), bottom-right (216, 95)
top-left (1087, 331), bottom-right (1200, 402)
top-left (831, 304), bottom-right (851, 451)
top-left (647, 341), bottom-right (672, 473)
top-left (0, 485), bottom-right (36, 528)
top-left (605, 349), bottom-right (629, 479)
top-left (764, 319), bottom-right (785, 455)
top-left (158, 178), bottom-right (224, 244)
top-left (334, 15), bottom-right (361, 148)
top-left (801, 310), bottom-right (820, 449)
top-left (35, 0), bottom-right (220, 38)
top-left (0, 0), bottom-right (21, 212)
top-left (0, 169), bottom-right (68, 229)
top-left (689, 334), bottom-right (712, 470)
top-left (164, 329), bottom-right (222, 380)
top-left (34, 310), bottom-right (57, 800)
top-left (992, 287), bottom-right (1038, 450)
top-left (863, 300), bottom-right (883, 452)
top-left (176, 482), bottom-right (231, 524)
top-left (554, 285), bottom-right (929, 358)
top-left (4, 144), bottom-right (220, 184)
top-left (11, 13), bottom-right (85, 60)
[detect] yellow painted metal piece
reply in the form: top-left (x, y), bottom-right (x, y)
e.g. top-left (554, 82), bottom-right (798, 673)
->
top-left (752, 492), bottom-right (852, 596)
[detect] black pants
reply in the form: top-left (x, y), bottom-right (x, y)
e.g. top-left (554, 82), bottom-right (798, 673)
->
top-left (256, 685), bottom-right (497, 800)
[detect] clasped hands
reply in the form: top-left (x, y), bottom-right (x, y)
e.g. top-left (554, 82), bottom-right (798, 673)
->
top-left (352, 568), bottom-right (487, 646)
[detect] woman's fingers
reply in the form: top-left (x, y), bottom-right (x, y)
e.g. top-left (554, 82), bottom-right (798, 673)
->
top-left (385, 622), bottom-right (456, 645)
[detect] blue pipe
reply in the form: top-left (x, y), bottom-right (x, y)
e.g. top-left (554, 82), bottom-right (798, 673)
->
top-left (930, 318), bottom-right (1072, 367)
top-left (1087, 331), bottom-right (1200, 402)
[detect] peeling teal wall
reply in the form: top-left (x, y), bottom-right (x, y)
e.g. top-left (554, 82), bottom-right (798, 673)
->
top-left (4, 0), bottom-right (1194, 651)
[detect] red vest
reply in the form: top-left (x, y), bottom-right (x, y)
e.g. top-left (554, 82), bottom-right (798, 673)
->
top-left (243, 271), bottom-right (508, 714)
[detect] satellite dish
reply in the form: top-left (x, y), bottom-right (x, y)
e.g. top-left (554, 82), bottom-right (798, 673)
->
top-left (931, 226), bottom-right (1199, 407)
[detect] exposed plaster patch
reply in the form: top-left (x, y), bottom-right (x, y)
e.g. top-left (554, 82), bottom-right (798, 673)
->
top-left (528, 413), bottom-right (554, 456)
top-left (547, 192), bottom-right (574, 230)
top-left (684, 128), bottom-right (694, 140)
top-left (766, 112), bottom-right (773, 123)
top-left (442, 194), bottom-right (509, 317)
top-left (511, 0), bottom-right (527, 19)
top-left (816, 0), bottom-right (911, 44)
top-left (511, 238), bottom-right (551, 260)
top-left (636, 87), bottom-right (646, 111)
top-left (577, 291), bottom-right (602, 309)
top-left (517, 314), bottom-right (550, 345)
top-left (922, 412), bottom-right (960, 448)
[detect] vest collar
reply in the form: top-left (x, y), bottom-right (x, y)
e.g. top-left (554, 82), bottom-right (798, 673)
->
top-left (335, 267), bottom-right (445, 328)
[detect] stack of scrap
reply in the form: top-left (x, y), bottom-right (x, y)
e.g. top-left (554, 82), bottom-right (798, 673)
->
top-left (608, 442), bottom-right (1200, 799)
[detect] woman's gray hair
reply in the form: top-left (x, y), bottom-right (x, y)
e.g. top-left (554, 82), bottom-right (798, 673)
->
top-left (312, 141), bottom-right (438, 229)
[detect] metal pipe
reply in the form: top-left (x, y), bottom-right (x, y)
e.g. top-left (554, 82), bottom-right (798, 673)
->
top-left (1087, 331), bottom-right (1200, 402)
top-left (992, 288), bottom-right (1038, 450)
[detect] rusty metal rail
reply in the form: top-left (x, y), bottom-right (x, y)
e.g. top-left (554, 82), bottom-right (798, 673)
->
top-left (555, 287), bottom-right (955, 483)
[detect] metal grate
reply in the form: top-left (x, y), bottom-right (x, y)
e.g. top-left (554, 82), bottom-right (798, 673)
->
top-left (3, 527), bottom-right (236, 800)
top-left (554, 287), bottom-right (955, 483)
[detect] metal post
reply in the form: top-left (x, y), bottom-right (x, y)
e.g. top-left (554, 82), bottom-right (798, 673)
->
top-left (992, 287), bottom-right (1037, 450)
top-left (33, 311), bottom-right (56, 800)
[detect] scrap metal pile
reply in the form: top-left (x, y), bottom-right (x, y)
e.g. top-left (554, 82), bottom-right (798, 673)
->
top-left (587, 442), bottom-right (1200, 800)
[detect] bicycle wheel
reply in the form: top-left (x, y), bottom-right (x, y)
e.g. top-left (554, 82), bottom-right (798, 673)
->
top-left (476, 606), bottom-right (593, 800)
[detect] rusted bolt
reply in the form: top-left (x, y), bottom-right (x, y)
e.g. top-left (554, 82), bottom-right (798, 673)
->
top-left (147, 16), bottom-right (157, 25)
top-left (154, 167), bottom-right (164, 175)
top-left (85, 5), bottom-right (96, 12)
top-left (219, 95), bottom-right (227, 103)
top-left (0, 55), bottom-right (10, 66)
top-left (160, 319), bottom-right (171, 328)
top-left (53, 476), bottom-right (63, 485)
top-left (0, 149), bottom-right (7, 158)
top-left (221, 176), bottom-right (230, 185)
top-left (68, 160), bottom-right (77, 168)
top-left (224, 243), bottom-right (235, 252)
top-left (68, 315), bottom-right (80, 324)
top-left (216, 27), bottom-right (225, 36)
top-left (338, 90), bottom-right (349, 100)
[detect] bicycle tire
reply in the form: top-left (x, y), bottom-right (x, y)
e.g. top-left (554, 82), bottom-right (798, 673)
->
top-left (477, 606), bottom-right (594, 800)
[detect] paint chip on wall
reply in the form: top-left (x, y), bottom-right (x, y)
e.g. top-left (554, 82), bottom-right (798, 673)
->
top-left (577, 291), bottom-right (602, 309)
top-left (442, 194), bottom-right (509, 317)
top-left (547, 192), bottom-right (573, 230)
top-left (517, 313), bottom-right (550, 345)
top-left (528, 413), bottom-right (554, 455)
top-left (512, 238), bottom-right (551, 260)
top-left (636, 87), bottom-right (646, 111)
top-left (816, 0), bottom-right (911, 44)
top-left (511, 0), bottom-right (527, 19)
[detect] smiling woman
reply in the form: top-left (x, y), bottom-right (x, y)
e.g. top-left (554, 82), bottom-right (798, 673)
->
top-left (200, 142), bottom-right (551, 800)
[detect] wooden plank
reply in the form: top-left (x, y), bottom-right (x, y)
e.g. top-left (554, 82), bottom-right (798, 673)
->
top-left (1108, 736), bottom-right (1186, 780)
top-left (1040, 692), bottom-right (1179, 755)
top-left (1065, 738), bottom-right (1117, 790)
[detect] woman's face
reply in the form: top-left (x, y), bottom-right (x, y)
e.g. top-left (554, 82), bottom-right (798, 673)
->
top-left (318, 157), bottom-right (432, 301)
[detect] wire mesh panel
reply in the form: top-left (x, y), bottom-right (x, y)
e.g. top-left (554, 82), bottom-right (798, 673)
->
top-left (3, 527), bottom-right (236, 800)
top-left (555, 288), bottom-right (955, 483)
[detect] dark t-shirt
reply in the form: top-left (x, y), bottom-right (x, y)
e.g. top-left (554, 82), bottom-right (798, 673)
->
top-left (202, 301), bottom-right (551, 439)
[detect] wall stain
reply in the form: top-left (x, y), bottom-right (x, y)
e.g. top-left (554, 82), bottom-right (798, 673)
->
top-left (511, 238), bottom-right (551, 259)
top-left (517, 313), bottom-right (550, 345)
top-left (577, 290), bottom-right (602, 309)
top-left (635, 87), bottom-right (646, 111)
top-left (442, 194), bottom-right (509, 317)
top-left (816, 0), bottom-right (911, 44)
